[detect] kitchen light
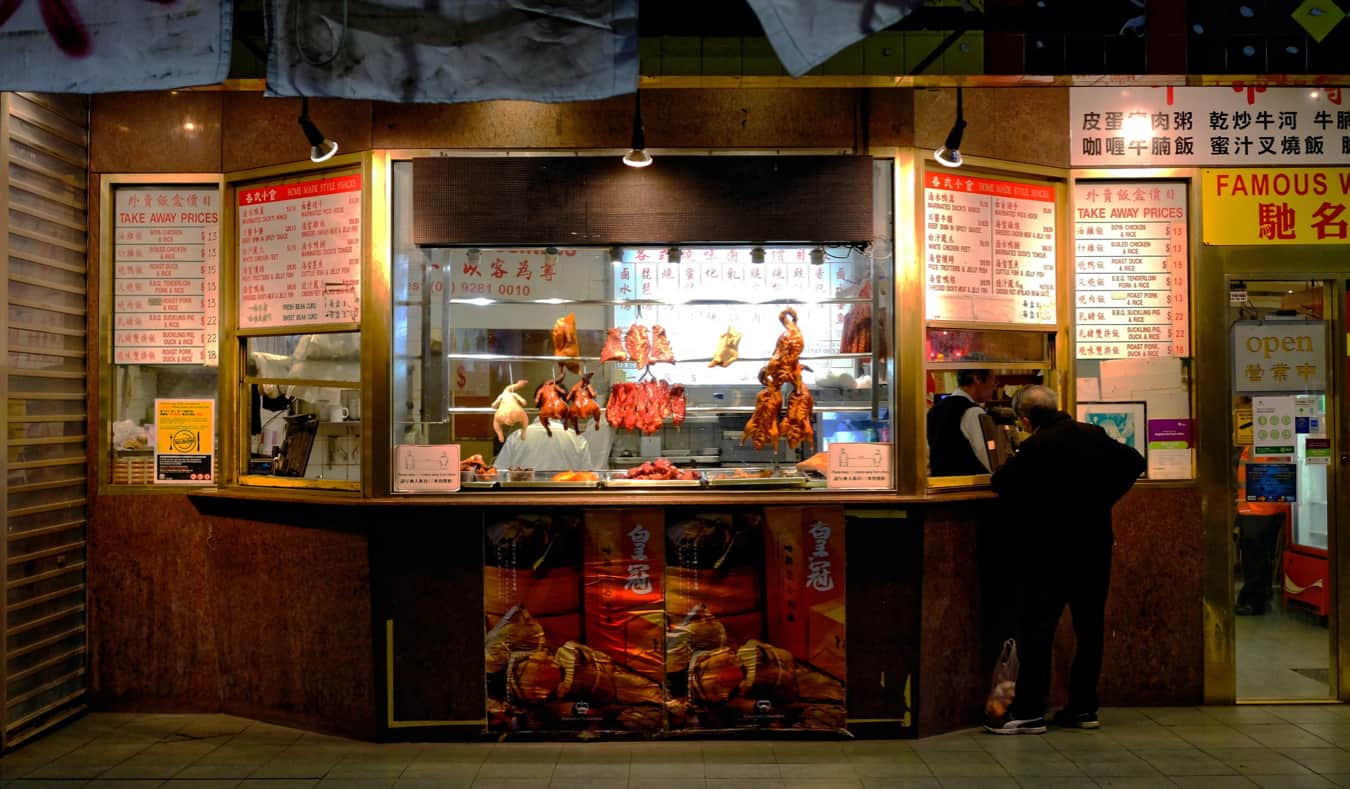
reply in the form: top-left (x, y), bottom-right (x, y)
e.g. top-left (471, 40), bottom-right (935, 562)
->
top-left (934, 87), bottom-right (967, 168)
top-left (298, 97), bottom-right (339, 163)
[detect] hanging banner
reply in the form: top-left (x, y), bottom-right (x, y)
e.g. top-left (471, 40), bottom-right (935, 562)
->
top-left (153, 398), bottom-right (214, 484)
top-left (1071, 86), bottom-right (1349, 167)
top-left (1232, 320), bottom-right (1326, 393)
top-left (1202, 168), bottom-right (1350, 245)
top-left (267, 1), bottom-right (637, 104)
top-left (0, 1), bottom-right (231, 93)
top-left (743, 0), bottom-right (920, 77)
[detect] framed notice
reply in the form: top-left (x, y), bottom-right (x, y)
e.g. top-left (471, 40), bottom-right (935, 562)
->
top-left (113, 185), bottom-right (220, 365)
top-left (826, 442), bottom-right (893, 489)
top-left (1074, 181), bottom-right (1189, 359)
top-left (923, 173), bottom-right (1056, 326)
top-left (153, 398), bottom-right (214, 484)
top-left (1076, 401), bottom-right (1147, 467)
top-left (237, 172), bottom-right (362, 329)
top-left (393, 444), bottom-right (461, 492)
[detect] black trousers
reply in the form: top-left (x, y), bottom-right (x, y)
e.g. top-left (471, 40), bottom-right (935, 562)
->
top-left (1010, 544), bottom-right (1112, 720)
top-left (1236, 513), bottom-right (1284, 612)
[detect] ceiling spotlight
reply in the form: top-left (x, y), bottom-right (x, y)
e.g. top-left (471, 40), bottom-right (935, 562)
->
top-left (668, 247), bottom-right (682, 264)
top-left (545, 246), bottom-right (559, 267)
top-left (810, 247), bottom-right (826, 266)
top-left (299, 97), bottom-right (339, 163)
top-left (751, 246), bottom-right (766, 264)
top-left (467, 248), bottom-right (481, 266)
top-left (934, 87), bottom-right (967, 168)
top-left (622, 89), bottom-right (653, 168)
top-left (609, 246), bottom-right (624, 266)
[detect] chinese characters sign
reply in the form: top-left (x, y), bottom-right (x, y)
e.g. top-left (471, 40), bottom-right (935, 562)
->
top-left (924, 174), bottom-right (1057, 326)
top-left (237, 174), bottom-right (362, 329)
top-left (113, 186), bottom-right (219, 366)
top-left (1071, 86), bottom-right (1350, 167)
top-left (1202, 168), bottom-right (1350, 245)
top-left (1074, 182), bottom-right (1189, 359)
top-left (1232, 321), bottom-right (1325, 394)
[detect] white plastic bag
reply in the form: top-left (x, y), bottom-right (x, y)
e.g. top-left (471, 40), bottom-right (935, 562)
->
top-left (985, 638), bottom-right (1019, 719)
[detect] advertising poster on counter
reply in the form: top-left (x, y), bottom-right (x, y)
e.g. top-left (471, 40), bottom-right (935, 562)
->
top-left (152, 398), bottom-right (214, 484)
top-left (667, 508), bottom-right (847, 734)
top-left (483, 510), bottom-right (666, 736)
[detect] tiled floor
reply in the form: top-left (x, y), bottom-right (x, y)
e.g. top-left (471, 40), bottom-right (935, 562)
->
top-left (9, 707), bottom-right (1350, 787)
top-left (1236, 600), bottom-right (1331, 700)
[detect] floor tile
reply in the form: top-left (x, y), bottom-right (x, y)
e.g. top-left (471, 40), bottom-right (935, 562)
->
top-left (1168, 778), bottom-right (1259, 788)
top-left (1093, 778), bottom-right (1178, 788)
top-left (1173, 725), bottom-right (1265, 749)
top-left (703, 762), bottom-right (781, 779)
top-left (1250, 775), bottom-right (1340, 788)
top-left (857, 778), bottom-right (941, 789)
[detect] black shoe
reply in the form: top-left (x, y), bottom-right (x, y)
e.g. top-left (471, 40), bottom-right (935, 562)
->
top-left (984, 715), bottom-right (1047, 735)
top-left (1235, 603), bottom-right (1267, 616)
top-left (1052, 709), bottom-right (1100, 729)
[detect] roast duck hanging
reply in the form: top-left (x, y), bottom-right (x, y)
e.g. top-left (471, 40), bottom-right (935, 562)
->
top-left (742, 307), bottom-right (815, 451)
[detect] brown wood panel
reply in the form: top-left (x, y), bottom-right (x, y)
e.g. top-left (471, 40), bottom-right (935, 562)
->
top-left (88, 495), bottom-right (376, 738)
top-left (846, 512), bottom-right (921, 735)
top-left (90, 92), bottom-right (222, 174)
top-left (413, 156), bottom-right (876, 246)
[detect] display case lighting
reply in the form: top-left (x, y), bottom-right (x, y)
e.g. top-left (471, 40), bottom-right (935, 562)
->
top-left (810, 247), bottom-right (826, 266)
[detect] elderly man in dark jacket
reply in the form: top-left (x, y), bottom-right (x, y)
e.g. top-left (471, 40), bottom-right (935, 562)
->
top-left (985, 385), bottom-right (1145, 734)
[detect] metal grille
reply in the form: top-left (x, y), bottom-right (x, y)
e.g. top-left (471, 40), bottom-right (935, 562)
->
top-left (1, 92), bottom-right (90, 749)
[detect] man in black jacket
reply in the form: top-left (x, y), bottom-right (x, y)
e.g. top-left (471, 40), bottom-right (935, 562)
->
top-left (985, 385), bottom-right (1146, 734)
top-left (927, 369), bottom-right (997, 476)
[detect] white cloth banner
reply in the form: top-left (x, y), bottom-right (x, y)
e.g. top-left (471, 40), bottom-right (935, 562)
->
top-left (0, 0), bottom-right (232, 92)
top-left (745, 0), bottom-right (921, 77)
top-left (266, 0), bottom-right (638, 103)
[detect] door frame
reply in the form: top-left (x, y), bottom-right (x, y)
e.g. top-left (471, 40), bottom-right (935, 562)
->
top-left (1199, 249), bottom-right (1350, 702)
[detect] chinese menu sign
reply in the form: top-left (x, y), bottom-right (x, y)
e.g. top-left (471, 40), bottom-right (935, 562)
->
top-left (1202, 168), bottom-right (1350, 245)
top-left (1071, 86), bottom-right (1350, 167)
top-left (1074, 182), bottom-right (1189, 359)
top-left (1232, 321), bottom-right (1326, 394)
top-left (237, 174), bottom-right (362, 329)
top-left (113, 186), bottom-right (219, 365)
top-left (924, 174), bottom-right (1057, 326)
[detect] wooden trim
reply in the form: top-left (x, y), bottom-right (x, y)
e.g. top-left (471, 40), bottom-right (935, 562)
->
top-left (6, 458), bottom-right (83, 471)
top-left (5, 626), bottom-right (84, 661)
top-left (6, 648), bottom-right (84, 684)
top-left (5, 667), bottom-right (85, 709)
top-left (7, 606), bottom-right (85, 639)
top-left (5, 703), bottom-right (87, 749)
top-left (8, 542), bottom-right (85, 566)
top-left (6, 478), bottom-right (86, 495)
top-left (4, 688), bottom-right (85, 732)
top-left (5, 563), bottom-right (86, 591)
top-left (7, 584), bottom-right (83, 614)
top-left (8, 436), bottom-right (85, 448)
top-left (7, 392), bottom-right (86, 401)
top-left (5, 369), bottom-right (85, 381)
top-left (7, 343), bottom-right (87, 358)
top-left (7, 499), bottom-right (86, 519)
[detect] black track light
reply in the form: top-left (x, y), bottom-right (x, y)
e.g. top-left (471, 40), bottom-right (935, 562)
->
top-left (934, 87), bottom-right (967, 168)
top-left (299, 97), bottom-right (338, 163)
top-left (623, 89), bottom-right (652, 168)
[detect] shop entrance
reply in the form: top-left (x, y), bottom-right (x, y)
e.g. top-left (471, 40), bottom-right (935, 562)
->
top-left (1230, 280), bottom-right (1334, 700)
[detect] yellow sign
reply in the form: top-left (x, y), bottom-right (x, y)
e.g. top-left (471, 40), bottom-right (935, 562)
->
top-left (154, 398), bottom-right (214, 484)
top-left (1203, 168), bottom-right (1350, 245)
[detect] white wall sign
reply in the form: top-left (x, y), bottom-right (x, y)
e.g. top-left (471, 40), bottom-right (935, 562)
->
top-left (113, 186), bottom-right (219, 365)
top-left (237, 174), bottom-right (362, 329)
top-left (393, 444), bottom-right (461, 492)
top-left (1074, 181), bottom-right (1189, 359)
top-left (924, 174), bottom-right (1056, 326)
top-left (1232, 320), bottom-right (1326, 393)
top-left (826, 442), bottom-right (893, 489)
top-left (1071, 86), bottom-right (1350, 167)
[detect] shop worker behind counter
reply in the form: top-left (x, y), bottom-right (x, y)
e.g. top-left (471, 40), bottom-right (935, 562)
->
top-left (985, 385), bottom-right (1145, 735)
top-left (927, 369), bottom-right (997, 475)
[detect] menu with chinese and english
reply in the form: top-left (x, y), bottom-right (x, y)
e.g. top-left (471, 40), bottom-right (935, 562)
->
top-left (237, 174), bottom-right (362, 329)
top-left (113, 186), bottom-right (219, 365)
top-left (924, 174), bottom-right (1057, 325)
top-left (1074, 183), bottom-right (1189, 359)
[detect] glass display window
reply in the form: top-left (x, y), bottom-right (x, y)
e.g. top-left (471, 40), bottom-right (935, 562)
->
top-left (389, 159), bottom-right (896, 492)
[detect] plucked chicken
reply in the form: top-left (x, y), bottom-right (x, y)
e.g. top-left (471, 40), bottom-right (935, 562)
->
top-left (490, 379), bottom-right (529, 442)
top-left (552, 312), bottom-right (581, 373)
top-left (708, 325), bottom-right (742, 368)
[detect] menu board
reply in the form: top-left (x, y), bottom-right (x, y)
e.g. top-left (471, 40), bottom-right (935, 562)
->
top-left (1074, 182), bottom-right (1189, 359)
top-left (237, 173), bottom-right (362, 329)
top-left (113, 186), bottom-right (219, 365)
top-left (924, 174), bottom-right (1056, 326)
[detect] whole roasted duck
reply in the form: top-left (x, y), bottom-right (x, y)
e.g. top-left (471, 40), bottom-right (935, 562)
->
top-left (491, 379), bottom-right (529, 442)
top-left (552, 312), bottom-right (580, 373)
top-left (780, 381), bottom-right (815, 449)
top-left (764, 307), bottom-right (804, 388)
top-left (534, 373), bottom-right (569, 436)
top-left (565, 371), bottom-right (601, 433)
top-left (741, 368), bottom-right (783, 450)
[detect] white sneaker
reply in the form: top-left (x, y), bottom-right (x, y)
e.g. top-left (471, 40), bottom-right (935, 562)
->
top-left (984, 715), bottom-right (1047, 735)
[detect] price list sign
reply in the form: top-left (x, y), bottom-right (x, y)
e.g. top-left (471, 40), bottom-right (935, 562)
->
top-left (924, 174), bottom-right (1057, 325)
top-left (1074, 183), bottom-right (1189, 359)
top-left (113, 186), bottom-right (219, 365)
top-left (237, 174), bottom-right (362, 329)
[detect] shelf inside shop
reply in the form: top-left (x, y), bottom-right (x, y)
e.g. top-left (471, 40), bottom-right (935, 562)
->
top-left (442, 352), bottom-right (875, 364)
top-left (446, 297), bottom-right (872, 307)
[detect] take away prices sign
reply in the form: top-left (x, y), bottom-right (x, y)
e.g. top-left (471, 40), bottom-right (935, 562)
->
top-left (1232, 321), bottom-right (1326, 394)
top-left (1203, 168), bottom-right (1350, 245)
top-left (154, 398), bottom-right (214, 484)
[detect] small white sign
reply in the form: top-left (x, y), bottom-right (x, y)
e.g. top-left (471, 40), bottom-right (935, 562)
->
top-left (393, 444), bottom-right (461, 493)
top-left (826, 442), bottom-right (892, 489)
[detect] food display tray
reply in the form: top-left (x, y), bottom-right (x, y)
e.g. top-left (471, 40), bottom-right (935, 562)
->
top-left (499, 478), bottom-right (601, 489)
top-left (603, 477), bottom-right (704, 488)
top-left (705, 473), bottom-right (807, 488)
top-left (461, 479), bottom-right (498, 489)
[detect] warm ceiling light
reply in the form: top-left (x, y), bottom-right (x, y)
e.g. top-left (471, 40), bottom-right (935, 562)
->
top-left (609, 246), bottom-right (624, 265)
top-left (934, 87), bottom-right (967, 168)
top-left (298, 97), bottom-right (338, 163)
top-left (1122, 113), bottom-right (1151, 143)
top-left (810, 247), bottom-right (826, 265)
top-left (622, 89), bottom-right (652, 168)
top-left (751, 246), bottom-right (766, 264)
top-left (467, 248), bottom-right (481, 266)
top-left (668, 247), bottom-right (682, 263)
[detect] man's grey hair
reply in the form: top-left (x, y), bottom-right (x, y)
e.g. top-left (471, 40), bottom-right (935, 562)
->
top-left (1012, 385), bottom-right (1059, 428)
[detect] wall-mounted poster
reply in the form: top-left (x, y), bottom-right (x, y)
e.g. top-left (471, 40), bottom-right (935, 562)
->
top-left (237, 173), bottom-right (362, 329)
top-left (1246, 462), bottom-right (1298, 503)
top-left (153, 398), bottom-right (214, 484)
top-left (1077, 401), bottom-right (1148, 470)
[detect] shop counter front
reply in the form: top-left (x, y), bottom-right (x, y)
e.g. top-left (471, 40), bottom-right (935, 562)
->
top-left (87, 482), bottom-right (1201, 741)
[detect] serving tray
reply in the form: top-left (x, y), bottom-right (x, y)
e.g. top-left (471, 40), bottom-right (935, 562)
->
top-left (603, 477), bottom-right (704, 488)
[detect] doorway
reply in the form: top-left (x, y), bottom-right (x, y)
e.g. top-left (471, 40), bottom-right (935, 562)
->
top-left (1230, 279), bottom-right (1334, 700)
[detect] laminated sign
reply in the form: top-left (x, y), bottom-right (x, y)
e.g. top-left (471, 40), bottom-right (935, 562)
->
top-left (1232, 321), bottom-right (1325, 393)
